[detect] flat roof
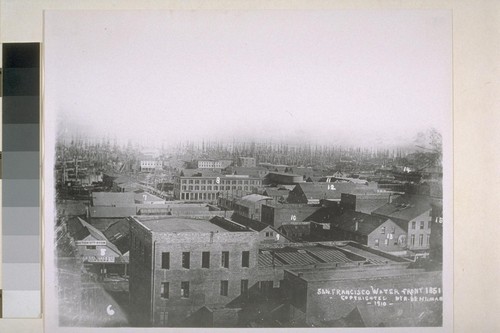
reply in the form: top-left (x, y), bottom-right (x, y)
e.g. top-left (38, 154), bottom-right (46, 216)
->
top-left (133, 216), bottom-right (228, 233)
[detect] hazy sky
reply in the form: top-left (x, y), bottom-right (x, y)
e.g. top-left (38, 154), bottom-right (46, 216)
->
top-left (44, 10), bottom-right (451, 147)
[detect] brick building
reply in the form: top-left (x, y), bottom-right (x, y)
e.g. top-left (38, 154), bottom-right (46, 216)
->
top-left (173, 170), bottom-right (262, 203)
top-left (128, 216), bottom-right (260, 326)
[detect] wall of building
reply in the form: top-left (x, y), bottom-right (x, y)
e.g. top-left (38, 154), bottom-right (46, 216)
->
top-left (128, 222), bottom-right (154, 326)
top-left (366, 220), bottom-right (407, 252)
top-left (285, 269), bottom-right (442, 327)
top-left (406, 210), bottom-right (432, 251)
top-left (261, 204), bottom-right (319, 228)
top-left (140, 230), bottom-right (260, 326)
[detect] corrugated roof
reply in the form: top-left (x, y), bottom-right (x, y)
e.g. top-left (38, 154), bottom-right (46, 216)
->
top-left (303, 246), bottom-right (351, 263)
top-left (275, 251), bottom-right (319, 266)
top-left (258, 251), bottom-right (284, 267)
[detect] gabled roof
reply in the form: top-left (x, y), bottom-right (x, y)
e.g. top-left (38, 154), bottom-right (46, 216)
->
top-left (279, 223), bottom-right (310, 234)
top-left (75, 217), bottom-right (122, 255)
top-left (262, 187), bottom-right (290, 197)
top-left (237, 194), bottom-right (273, 205)
top-left (371, 194), bottom-right (432, 222)
top-left (331, 211), bottom-right (391, 236)
top-left (230, 214), bottom-right (272, 232)
top-left (103, 219), bottom-right (130, 254)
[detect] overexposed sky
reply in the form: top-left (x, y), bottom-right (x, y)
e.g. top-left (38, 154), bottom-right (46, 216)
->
top-left (44, 10), bottom-right (451, 147)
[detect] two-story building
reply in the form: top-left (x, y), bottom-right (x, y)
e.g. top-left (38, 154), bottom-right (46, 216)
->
top-left (371, 194), bottom-right (433, 255)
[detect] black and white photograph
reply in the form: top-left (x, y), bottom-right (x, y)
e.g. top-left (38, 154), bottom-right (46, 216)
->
top-left (43, 9), bottom-right (452, 330)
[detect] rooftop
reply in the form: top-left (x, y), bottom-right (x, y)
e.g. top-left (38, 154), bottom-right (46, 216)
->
top-left (287, 265), bottom-right (425, 282)
top-left (133, 216), bottom-right (229, 233)
top-left (89, 206), bottom-right (137, 218)
top-left (332, 211), bottom-right (390, 236)
top-left (237, 194), bottom-right (273, 205)
top-left (372, 194), bottom-right (433, 222)
top-left (92, 192), bottom-right (135, 207)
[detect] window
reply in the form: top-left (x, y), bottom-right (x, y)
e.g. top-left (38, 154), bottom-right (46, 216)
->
top-left (412, 221), bottom-right (416, 229)
top-left (374, 239), bottom-right (379, 247)
top-left (380, 227), bottom-right (386, 234)
top-left (160, 282), bottom-right (169, 299)
top-left (420, 221), bottom-right (425, 230)
top-left (161, 252), bottom-right (170, 269)
top-left (241, 279), bottom-right (249, 295)
top-left (159, 310), bottom-right (168, 326)
top-left (242, 251), bottom-right (250, 268)
top-left (391, 226), bottom-right (396, 234)
top-left (411, 234), bottom-right (416, 246)
top-left (384, 239), bottom-right (389, 246)
top-left (86, 245), bottom-right (96, 250)
top-left (221, 251), bottom-right (229, 268)
top-left (202, 251), bottom-right (210, 268)
top-left (181, 281), bottom-right (190, 298)
top-left (426, 234), bottom-right (431, 245)
top-left (220, 280), bottom-right (229, 296)
top-left (182, 252), bottom-right (190, 269)
top-left (419, 234), bottom-right (424, 246)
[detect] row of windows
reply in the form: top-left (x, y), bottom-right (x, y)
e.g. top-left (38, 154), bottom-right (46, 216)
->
top-left (181, 185), bottom-right (256, 191)
top-left (162, 251), bottom-right (250, 269)
top-left (411, 221), bottom-right (430, 230)
top-left (180, 192), bottom-right (219, 201)
top-left (160, 280), bottom-right (249, 299)
top-left (373, 234), bottom-right (430, 247)
top-left (181, 179), bottom-right (261, 185)
top-left (410, 234), bottom-right (430, 247)
top-left (141, 161), bottom-right (162, 165)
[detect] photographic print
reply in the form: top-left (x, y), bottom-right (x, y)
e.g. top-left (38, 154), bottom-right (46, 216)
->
top-left (43, 9), bottom-right (452, 331)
